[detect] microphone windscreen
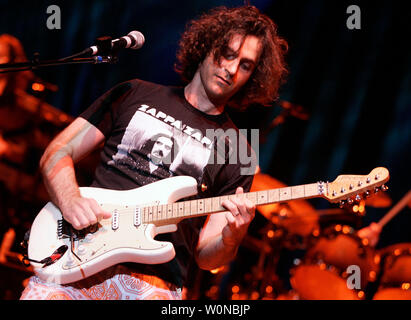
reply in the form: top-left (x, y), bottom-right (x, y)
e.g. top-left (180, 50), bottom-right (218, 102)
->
top-left (128, 31), bottom-right (145, 49)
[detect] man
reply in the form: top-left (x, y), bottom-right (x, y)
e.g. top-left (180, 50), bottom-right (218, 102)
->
top-left (21, 6), bottom-right (288, 299)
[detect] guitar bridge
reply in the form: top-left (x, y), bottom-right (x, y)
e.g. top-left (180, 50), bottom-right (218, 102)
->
top-left (57, 219), bottom-right (99, 240)
top-left (57, 219), bottom-right (73, 239)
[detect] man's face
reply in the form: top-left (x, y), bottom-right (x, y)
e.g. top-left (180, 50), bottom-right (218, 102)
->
top-left (150, 136), bottom-right (173, 164)
top-left (199, 34), bottom-right (262, 105)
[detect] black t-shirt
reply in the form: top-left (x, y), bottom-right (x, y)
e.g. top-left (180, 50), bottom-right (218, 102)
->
top-left (79, 79), bottom-right (256, 287)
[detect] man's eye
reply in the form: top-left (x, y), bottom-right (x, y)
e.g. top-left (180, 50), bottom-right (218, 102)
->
top-left (241, 63), bottom-right (252, 71)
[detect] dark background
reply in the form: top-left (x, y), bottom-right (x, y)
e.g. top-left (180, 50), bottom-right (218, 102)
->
top-left (1, 0), bottom-right (410, 299)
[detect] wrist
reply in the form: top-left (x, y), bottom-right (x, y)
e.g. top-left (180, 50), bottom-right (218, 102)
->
top-left (221, 235), bottom-right (240, 255)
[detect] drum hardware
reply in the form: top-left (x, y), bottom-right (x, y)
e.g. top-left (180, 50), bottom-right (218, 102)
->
top-left (259, 100), bottom-right (309, 144)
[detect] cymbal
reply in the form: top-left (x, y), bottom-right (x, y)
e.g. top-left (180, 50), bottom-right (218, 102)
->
top-left (251, 173), bottom-right (319, 236)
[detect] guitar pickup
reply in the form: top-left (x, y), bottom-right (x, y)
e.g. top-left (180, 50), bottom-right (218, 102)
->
top-left (134, 207), bottom-right (141, 227)
top-left (112, 209), bottom-right (119, 230)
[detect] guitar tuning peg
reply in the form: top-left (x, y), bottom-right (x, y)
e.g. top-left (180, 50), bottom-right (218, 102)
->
top-left (381, 184), bottom-right (388, 192)
top-left (374, 187), bottom-right (380, 193)
top-left (339, 200), bottom-right (346, 208)
top-left (347, 198), bottom-right (354, 205)
top-left (355, 194), bottom-right (362, 201)
top-left (364, 190), bottom-right (371, 198)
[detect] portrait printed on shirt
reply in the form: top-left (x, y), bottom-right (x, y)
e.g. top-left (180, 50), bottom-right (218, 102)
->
top-left (108, 104), bottom-right (213, 184)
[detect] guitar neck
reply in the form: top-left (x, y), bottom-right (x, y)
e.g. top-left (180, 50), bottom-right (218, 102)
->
top-left (143, 182), bottom-right (324, 224)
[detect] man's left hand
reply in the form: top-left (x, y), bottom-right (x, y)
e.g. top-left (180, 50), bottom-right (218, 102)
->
top-left (221, 187), bottom-right (256, 248)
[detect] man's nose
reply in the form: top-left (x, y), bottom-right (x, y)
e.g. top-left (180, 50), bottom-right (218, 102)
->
top-left (224, 60), bottom-right (239, 78)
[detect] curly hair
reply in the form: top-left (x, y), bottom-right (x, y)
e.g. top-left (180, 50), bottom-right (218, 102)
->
top-left (175, 6), bottom-right (288, 110)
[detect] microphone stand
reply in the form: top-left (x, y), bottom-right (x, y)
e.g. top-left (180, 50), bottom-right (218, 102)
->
top-left (0, 36), bottom-right (118, 74)
top-left (0, 55), bottom-right (116, 74)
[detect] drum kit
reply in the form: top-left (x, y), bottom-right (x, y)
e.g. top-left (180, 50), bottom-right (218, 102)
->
top-left (208, 173), bottom-right (411, 301)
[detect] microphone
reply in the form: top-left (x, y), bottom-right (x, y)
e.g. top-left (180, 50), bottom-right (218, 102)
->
top-left (88, 31), bottom-right (145, 55)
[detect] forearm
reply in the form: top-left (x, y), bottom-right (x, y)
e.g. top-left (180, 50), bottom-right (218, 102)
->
top-left (39, 117), bottom-right (104, 210)
top-left (195, 234), bottom-right (239, 270)
top-left (40, 151), bottom-right (80, 211)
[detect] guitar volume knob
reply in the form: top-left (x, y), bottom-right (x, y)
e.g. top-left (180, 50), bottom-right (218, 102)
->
top-left (78, 245), bottom-right (87, 255)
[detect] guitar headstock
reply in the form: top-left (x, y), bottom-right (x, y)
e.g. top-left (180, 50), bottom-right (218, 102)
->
top-left (322, 167), bottom-right (390, 206)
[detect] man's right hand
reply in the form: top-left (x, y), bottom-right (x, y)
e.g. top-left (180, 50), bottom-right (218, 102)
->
top-left (60, 196), bottom-right (112, 230)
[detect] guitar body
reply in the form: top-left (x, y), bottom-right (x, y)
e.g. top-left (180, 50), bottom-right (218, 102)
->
top-left (27, 176), bottom-right (198, 284)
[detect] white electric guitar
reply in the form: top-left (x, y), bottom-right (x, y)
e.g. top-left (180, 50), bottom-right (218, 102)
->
top-left (26, 167), bottom-right (389, 284)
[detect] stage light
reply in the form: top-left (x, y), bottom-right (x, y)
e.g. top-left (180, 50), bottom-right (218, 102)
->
top-left (231, 285), bottom-right (240, 293)
top-left (32, 82), bottom-right (45, 92)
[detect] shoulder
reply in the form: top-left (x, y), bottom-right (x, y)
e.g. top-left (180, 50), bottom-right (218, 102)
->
top-left (117, 79), bottom-right (180, 101)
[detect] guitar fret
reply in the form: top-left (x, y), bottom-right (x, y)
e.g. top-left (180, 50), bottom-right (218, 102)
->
top-left (161, 204), bottom-right (167, 220)
top-left (304, 183), bottom-right (319, 197)
top-left (279, 187), bottom-right (291, 201)
top-left (172, 203), bottom-right (178, 218)
top-left (204, 198), bottom-right (211, 213)
top-left (268, 189), bottom-right (279, 203)
top-left (220, 195), bottom-right (229, 204)
top-left (197, 199), bottom-right (204, 214)
top-left (212, 197), bottom-right (221, 212)
top-left (148, 206), bottom-right (153, 222)
top-left (291, 185), bottom-right (305, 199)
top-left (184, 201), bottom-right (191, 216)
top-left (153, 205), bottom-right (158, 221)
top-left (167, 204), bottom-right (172, 219)
top-left (246, 192), bottom-right (257, 205)
top-left (257, 190), bottom-right (268, 205)
top-left (178, 202), bottom-right (184, 217)
top-left (191, 200), bottom-right (198, 216)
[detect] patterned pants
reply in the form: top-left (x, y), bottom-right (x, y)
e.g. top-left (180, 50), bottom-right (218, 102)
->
top-left (20, 265), bottom-right (182, 300)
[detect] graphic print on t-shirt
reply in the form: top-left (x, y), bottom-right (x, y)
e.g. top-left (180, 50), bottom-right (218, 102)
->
top-left (108, 104), bottom-right (213, 185)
